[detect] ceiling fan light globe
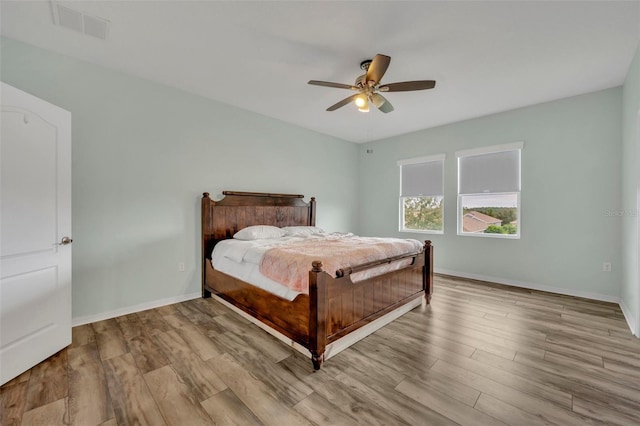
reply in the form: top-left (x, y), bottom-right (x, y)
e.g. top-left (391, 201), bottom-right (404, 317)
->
top-left (357, 96), bottom-right (370, 112)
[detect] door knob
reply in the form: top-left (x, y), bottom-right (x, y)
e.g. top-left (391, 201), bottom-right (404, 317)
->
top-left (60, 236), bottom-right (73, 245)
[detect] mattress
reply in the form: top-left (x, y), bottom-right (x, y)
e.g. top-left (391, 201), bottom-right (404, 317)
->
top-left (211, 233), bottom-right (423, 300)
top-left (211, 237), bottom-right (305, 301)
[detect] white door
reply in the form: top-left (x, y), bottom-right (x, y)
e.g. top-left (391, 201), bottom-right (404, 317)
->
top-left (0, 82), bottom-right (72, 385)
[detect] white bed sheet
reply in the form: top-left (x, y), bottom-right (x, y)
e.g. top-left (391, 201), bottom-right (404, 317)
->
top-left (211, 237), bottom-right (311, 301)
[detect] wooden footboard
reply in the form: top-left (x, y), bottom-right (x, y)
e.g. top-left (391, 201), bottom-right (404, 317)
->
top-left (308, 241), bottom-right (431, 369)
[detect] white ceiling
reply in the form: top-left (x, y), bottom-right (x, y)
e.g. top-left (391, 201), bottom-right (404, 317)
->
top-left (2, 1), bottom-right (639, 143)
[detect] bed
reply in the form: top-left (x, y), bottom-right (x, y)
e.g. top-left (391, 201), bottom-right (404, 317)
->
top-left (201, 191), bottom-right (433, 369)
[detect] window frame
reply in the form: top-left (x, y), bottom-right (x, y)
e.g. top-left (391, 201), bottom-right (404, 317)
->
top-left (455, 142), bottom-right (523, 239)
top-left (398, 154), bottom-right (445, 234)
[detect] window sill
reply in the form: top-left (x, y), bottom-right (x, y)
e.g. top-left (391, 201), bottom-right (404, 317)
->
top-left (399, 229), bottom-right (444, 235)
top-left (457, 232), bottom-right (520, 239)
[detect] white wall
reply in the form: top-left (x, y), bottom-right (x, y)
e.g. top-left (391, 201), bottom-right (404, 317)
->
top-left (621, 43), bottom-right (640, 336)
top-left (0, 38), bottom-right (360, 323)
top-left (359, 88), bottom-right (623, 302)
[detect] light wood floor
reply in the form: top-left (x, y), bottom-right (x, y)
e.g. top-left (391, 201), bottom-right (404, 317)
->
top-left (2, 275), bottom-right (640, 425)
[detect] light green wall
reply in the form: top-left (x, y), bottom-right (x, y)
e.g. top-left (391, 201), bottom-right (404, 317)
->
top-left (359, 88), bottom-right (623, 300)
top-left (1, 36), bottom-right (632, 322)
top-left (621, 43), bottom-right (640, 334)
top-left (1, 38), bottom-right (359, 321)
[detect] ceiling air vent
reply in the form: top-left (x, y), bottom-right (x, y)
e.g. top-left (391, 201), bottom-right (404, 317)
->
top-left (51, 1), bottom-right (110, 40)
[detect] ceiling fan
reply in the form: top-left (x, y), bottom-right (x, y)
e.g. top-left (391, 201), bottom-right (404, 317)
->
top-left (308, 54), bottom-right (436, 113)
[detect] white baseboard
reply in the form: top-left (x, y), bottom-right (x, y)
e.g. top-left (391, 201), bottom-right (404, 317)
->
top-left (436, 268), bottom-right (640, 337)
top-left (435, 268), bottom-right (621, 304)
top-left (619, 298), bottom-right (639, 337)
top-left (71, 292), bottom-right (201, 327)
top-left (71, 272), bottom-right (639, 340)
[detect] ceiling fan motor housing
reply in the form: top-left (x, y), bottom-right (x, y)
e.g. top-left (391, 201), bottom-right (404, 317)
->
top-left (360, 59), bottom-right (372, 71)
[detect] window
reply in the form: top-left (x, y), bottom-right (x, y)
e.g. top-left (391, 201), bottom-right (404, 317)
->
top-left (398, 154), bottom-right (445, 233)
top-left (456, 142), bottom-right (523, 238)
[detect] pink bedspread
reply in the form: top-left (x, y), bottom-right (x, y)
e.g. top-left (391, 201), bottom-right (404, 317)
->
top-left (259, 236), bottom-right (422, 293)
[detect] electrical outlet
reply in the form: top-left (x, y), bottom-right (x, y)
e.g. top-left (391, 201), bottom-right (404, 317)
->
top-left (602, 262), bottom-right (611, 272)
top-left (178, 262), bottom-right (185, 272)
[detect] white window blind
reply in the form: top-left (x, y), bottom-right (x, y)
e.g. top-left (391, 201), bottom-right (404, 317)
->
top-left (398, 155), bottom-right (444, 197)
top-left (457, 143), bottom-right (522, 195)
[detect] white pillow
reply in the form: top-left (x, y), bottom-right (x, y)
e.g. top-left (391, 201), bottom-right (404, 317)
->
top-left (281, 226), bottom-right (325, 237)
top-left (233, 225), bottom-right (285, 240)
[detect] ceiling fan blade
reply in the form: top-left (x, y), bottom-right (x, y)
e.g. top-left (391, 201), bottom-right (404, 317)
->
top-left (379, 80), bottom-right (436, 92)
top-left (371, 93), bottom-right (394, 113)
top-left (326, 94), bottom-right (361, 111)
top-left (366, 54), bottom-right (391, 84)
top-left (308, 80), bottom-right (358, 90)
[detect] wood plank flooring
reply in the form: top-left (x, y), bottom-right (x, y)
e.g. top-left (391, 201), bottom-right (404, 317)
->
top-left (2, 275), bottom-right (640, 425)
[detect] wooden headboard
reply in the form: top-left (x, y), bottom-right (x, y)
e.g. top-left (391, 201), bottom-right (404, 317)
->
top-left (201, 191), bottom-right (316, 263)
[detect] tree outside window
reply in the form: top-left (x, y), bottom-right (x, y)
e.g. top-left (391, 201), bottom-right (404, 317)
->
top-left (398, 154), bottom-right (445, 234)
top-left (403, 196), bottom-right (443, 232)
